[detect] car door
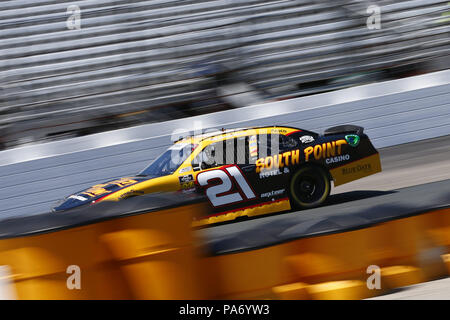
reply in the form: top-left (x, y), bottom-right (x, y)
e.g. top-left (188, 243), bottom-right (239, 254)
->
top-left (194, 136), bottom-right (262, 214)
top-left (193, 133), bottom-right (300, 225)
top-left (245, 132), bottom-right (295, 203)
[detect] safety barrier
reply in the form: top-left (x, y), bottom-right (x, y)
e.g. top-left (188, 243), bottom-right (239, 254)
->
top-left (0, 180), bottom-right (448, 299)
top-left (199, 179), bottom-right (450, 299)
top-left (205, 207), bottom-right (450, 299)
top-left (0, 193), bottom-right (209, 299)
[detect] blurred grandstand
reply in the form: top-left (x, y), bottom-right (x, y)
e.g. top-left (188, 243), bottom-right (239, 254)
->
top-left (0, 0), bottom-right (448, 150)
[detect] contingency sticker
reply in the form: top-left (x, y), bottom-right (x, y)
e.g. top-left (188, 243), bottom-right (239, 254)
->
top-left (179, 174), bottom-right (195, 190)
top-left (249, 135), bottom-right (258, 157)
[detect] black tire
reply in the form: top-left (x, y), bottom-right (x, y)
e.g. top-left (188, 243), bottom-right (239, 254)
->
top-left (289, 166), bottom-right (331, 209)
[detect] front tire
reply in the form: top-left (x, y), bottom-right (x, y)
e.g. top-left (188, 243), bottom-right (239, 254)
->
top-left (289, 166), bottom-right (330, 209)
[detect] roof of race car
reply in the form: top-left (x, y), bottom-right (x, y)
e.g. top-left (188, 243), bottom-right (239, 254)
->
top-left (174, 126), bottom-right (301, 145)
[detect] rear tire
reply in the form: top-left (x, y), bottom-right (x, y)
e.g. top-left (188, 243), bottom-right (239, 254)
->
top-left (289, 166), bottom-right (330, 209)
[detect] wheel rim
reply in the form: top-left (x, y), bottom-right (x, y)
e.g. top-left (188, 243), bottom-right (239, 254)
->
top-left (292, 168), bottom-right (327, 205)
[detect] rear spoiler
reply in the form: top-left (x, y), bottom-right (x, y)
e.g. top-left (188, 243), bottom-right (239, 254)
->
top-left (323, 125), bottom-right (364, 136)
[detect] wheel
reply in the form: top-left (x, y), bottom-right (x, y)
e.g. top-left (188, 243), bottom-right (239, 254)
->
top-left (289, 166), bottom-right (331, 209)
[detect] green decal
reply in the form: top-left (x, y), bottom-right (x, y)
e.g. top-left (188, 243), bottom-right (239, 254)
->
top-left (345, 134), bottom-right (360, 147)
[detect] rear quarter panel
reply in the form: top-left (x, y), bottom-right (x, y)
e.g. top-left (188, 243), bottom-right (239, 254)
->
top-left (300, 133), bottom-right (381, 186)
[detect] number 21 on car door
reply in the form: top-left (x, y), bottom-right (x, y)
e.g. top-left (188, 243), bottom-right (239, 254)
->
top-left (196, 165), bottom-right (257, 208)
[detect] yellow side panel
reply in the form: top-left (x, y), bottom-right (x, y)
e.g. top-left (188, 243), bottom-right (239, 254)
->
top-left (330, 153), bottom-right (382, 187)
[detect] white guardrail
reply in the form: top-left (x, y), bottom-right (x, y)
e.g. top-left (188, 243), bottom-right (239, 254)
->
top-left (0, 70), bottom-right (449, 219)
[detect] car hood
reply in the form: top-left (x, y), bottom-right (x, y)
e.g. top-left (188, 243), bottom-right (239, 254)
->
top-left (52, 176), bottom-right (149, 212)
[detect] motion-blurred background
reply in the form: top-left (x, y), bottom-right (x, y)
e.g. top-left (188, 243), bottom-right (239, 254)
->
top-left (0, 0), bottom-right (449, 150)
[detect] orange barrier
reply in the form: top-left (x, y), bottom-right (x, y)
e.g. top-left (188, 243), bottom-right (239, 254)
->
top-left (99, 205), bottom-right (207, 299)
top-left (208, 208), bottom-right (450, 299)
top-left (0, 205), bottom-right (448, 299)
top-left (0, 222), bottom-right (129, 299)
top-left (0, 202), bottom-right (208, 299)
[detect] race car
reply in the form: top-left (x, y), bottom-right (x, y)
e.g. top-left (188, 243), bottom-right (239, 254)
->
top-left (53, 125), bottom-right (382, 226)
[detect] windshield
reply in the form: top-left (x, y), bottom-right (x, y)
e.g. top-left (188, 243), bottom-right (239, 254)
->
top-left (138, 143), bottom-right (196, 177)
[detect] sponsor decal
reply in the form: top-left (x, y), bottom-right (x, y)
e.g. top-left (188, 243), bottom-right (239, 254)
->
top-left (81, 178), bottom-right (137, 197)
top-left (179, 174), bottom-right (195, 190)
top-left (179, 174), bottom-right (194, 183)
top-left (68, 195), bottom-right (88, 201)
top-left (118, 189), bottom-right (144, 200)
top-left (259, 167), bottom-right (290, 178)
top-left (345, 134), bottom-right (360, 147)
top-left (249, 135), bottom-right (258, 157)
top-left (261, 189), bottom-right (285, 198)
top-left (259, 169), bottom-right (281, 178)
top-left (181, 181), bottom-right (195, 190)
top-left (304, 139), bottom-right (347, 162)
top-left (179, 166), bottom-right (192, 174)
top-left (342, 163), bottom-right (372, 175)
top-left (211, 131), bottom-right (241, 141)
top-left (256, 139), bottom-right (347, 172)
top-left (256, 150), bottom-right (300, 173)
top-left (271, 128), bottom-right (287, 134)
top-left (325, 154), bottom-right (350, 164)
top-left (299, 135), bottom-right (315, 144)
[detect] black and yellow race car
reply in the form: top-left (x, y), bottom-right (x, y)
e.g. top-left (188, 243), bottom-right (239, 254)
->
top-left (53, 125), bottom-right (381, 226)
